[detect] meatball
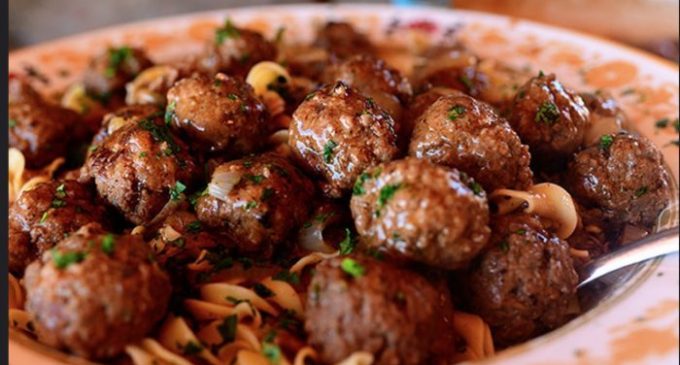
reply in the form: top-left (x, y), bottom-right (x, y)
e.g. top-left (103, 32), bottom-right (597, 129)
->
top-left (24, 223), bottom-right (171, 359)
top-left (323, 54), bottom-right (412, 122)
top-left (166, 73), bottom-right (269, 155)
top-left (91, 104), bottom-right (163, 147)
top-left (508, 73), bottom-right (590, 163)
top-left (467, 213), bottom-right (578, 346)
top-left (9, 77), bottom-right (85, 168)
top-left (149, 210), bottom-right (219, 267)
top-left (313, 21), bottom-right (374, 60)
top-left (305, 255), bottom-right (457, 365)
top-left (400, 87), bottom-right (464, 149)
top-left (81, 112), bottom-right (200, 225)
top-left (413, 50), bottom-right (489, 98)
top-left (9, 180), bottom-right (107, 275)
top-left (83, 46), bottom-right (153, 97)
top-left (566, 132), bottom-right (671, 227)
top-left (195, 153), bottom-right (315, 256)
top-left (290, 82), bottom-right (398, 198)
top-left (350, 158), bottom-right (491, 270)
top-left (199, 20), bottom-right (277, 77)
top-left (409, 94), bottom-right (533, 191)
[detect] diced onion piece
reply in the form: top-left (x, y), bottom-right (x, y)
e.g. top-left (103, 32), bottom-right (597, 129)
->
top-left (298, 221), bottom-right (337, 254)
top-left (208, 168), bottom-right (242, 203)
top-left (246, 61), bottom-right (291, 96)
top-left (160, 224), bottom-right (182, 242)
top-left (61, 83), bottom-right (98, 114)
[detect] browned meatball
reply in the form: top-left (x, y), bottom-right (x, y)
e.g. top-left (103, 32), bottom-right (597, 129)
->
top-left (409, 94), bottom-right (533, 191)
top-left (195, 153), bottom-right (314, 256)
top-left (166, 73), bottom-right (269, 155)
top-left (83, 46), bottom-right (153, 97)
top-left (350, 158), bottom-right (491, 269)
top-left (566, 133), bottom-right (671, 227)
top-left (198, 20), bottom-right (277, 77)
top-left (305, 255), bottom-right (457, 365)
top-left (24, 223), bottom-right (171, 359)
top-left (413, 50), bottom-right (489, 98)
top-left (290, 82), bottom-right (398, 198)
top-left (313, 22), bottom-right (374, 60)
top-left (508, 73), bottom-right (590, 163)
top-left (468, 213), bottom-right (578, 346)
top-left (9, 77), bottom-right (85, 168)
top-left (9, 180), bottom-right (108, 275)
top-left (81, 112), bottom-right (200, 225)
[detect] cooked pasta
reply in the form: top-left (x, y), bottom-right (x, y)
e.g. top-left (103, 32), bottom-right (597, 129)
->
top-left (8, 148), bottom-right (64, 204)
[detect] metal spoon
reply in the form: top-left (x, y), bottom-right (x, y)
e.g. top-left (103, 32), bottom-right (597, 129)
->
top-left (578, 226), bottom-right (679, 288)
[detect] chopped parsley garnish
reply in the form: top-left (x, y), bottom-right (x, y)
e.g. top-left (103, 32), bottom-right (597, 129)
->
top-left (655, 118), bottom-right (669, 128)
top-left (164, 101), bottom-right (176, 126)
top-left (263, 330), bottom-right (277, 343)
top-left (261, 188), bottom-right (275, 202)
top-left (52, 249), bottom-right (86, 269)
top-left (262, 342), bottom-right (282, 364)
top-left (367, 248), bottom-right (384, 260)
top-left (180, 341), bottom-right (203, 356)
top-left (376, 183), bottom-right (402, 216)
top-left (499, 240), bottom-right (510, 253)
top-left (599, 135), bottom-right (614, 150)
top-left (253, 283), bottom-right (274, 298)
top-left (365, 97), bottom-right (376, 109)
top-left (353, 172), bottom-right (371, 196)
top-left (51, 199), bottom-right (66, 208)
top-left (459, 75), bottom-right (474, 90)
top-left (169, 181), bottom-right (186, 201)
top-left (339, 228), bottom-right (357, 255)
top-left (39, 211), bottom-right (50, 224)
top-left (171, 238), bottom-right (185, 248)
top-left (341, 258), bottom-right (365, 278)
top-left (245, 201), bottom-right (258, 210)
top-left (217, 314), bottom-right (238, 344)
top-left (138, 119), bottom-right (180, 155)
top-left (634, 186), bottom-right (648, 198)
top-left (215, 19), bottom-right (240, 44)
top-left (303, 212), bottom-right (334, 228)
top-left (323, 140), bottom-right (338, 163)
top-left (189, 187), bottom-right (208, 206)
top-left (139, 152), bottom-right (147, 158)
top-left (245, 174), bottom-right (265, 184)
top-left (304, 92), bottom-right (316, 101)
top-left (538, 70), bottom-right (545, 77)
top-left (272, 270), bottom-right (300, 285)
top-left (105, 46), bottom-right (132, 78)
top-left (535, 101), bottom-right (560, 124)
top-left (448, 105), bottom-right (466, 121)
top-left (515, 229), bottom-right (527, 235)
top-left (186, 221), bottom-right (202, 233)
top-left (101, 234), bottom-right (116, 255)
top-left (227, 93), bottom-right (238, 101)
top-left (9, 119), bottom-right (16, 128)
top-left (468, 181), bottom-right (483, 196)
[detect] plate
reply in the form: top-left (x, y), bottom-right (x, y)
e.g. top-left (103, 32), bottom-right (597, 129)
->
top-left (8, 4), bottom-right (680, 365)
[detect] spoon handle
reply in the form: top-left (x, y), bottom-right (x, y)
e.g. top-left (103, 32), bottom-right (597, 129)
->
top-left (578, 226), bottom-right (679, 288)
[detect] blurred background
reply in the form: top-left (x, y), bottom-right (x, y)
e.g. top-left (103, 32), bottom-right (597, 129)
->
top-left (9, 0), bottom-right (679, 62)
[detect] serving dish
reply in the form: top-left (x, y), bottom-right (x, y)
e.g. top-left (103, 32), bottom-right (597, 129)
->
top-left (8, 4), bottom-right (679, 365)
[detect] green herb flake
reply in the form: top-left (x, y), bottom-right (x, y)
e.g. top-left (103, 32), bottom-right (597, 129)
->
top-left (655, 118), bottom-right (669, 128)
top-left (253, 283), bottom-right (274, 298)
top-left (227, 93), bottom-right (238, 101)
top-left (272, 270), bottom-right (300, 285)
top-left (105, 46), bottom-right (132, 78)
top-left (459, 75), bottom-right (474, 90)
top-left (52, 249), bottom-right (86, 269)
top-left (376, 183), bottom-right (403, 216)
top-left (468, 181), bottom-right (483, 196)
top-left (172, 238), bottom-right (185, 248)
top-left (339, 228), bottom-right (356, 255)
top-left (538, 70), bottom-right (545, 77)
top-left (170, 181), bottom-right (187, 201)
top-left (51, 199), bottom-right (66, 208)
top-left (304, 92), bottom-right (316, 101)
top-left (55, 183), bottom-right (66, 198)
top-left (634, 186), bottom-right (648, 198)
top-left (39, 210), bottom-right (50, 224)
top-left (263, 330), bottom-right (277, 343)
top-left (261, 188), bottom-right (275, 202)
top-left (217, 314), bottom-right (238, 344)
top-left (448, 105), bottom-right (466, 121)
top-left (101, 234), bottom-right (116, 255)
top-left (138, 119), bottom-right (180, 155)
top-left (180, 341), bottom-right (203, 356)
top-left (186, 221), bottom-right (202, 233)
top-left (164, 101), bottom-right (176, 126)
top-left (262, 342), bottom-right (282, 364)
top-left (245, 174), bottom-right (265, 184)
top-left (535, 101), bottom-right (560, 125)
top-left (323, 140), bottom-right (338, 163)
top-left (245, 201), bottom-right (258, 210)
top-left (515, 229), bottom-right (527, 235)
top-left (215, 19), bottom-right (240, 44)
top-left (499, 240), bottom-right (510, 253)
top-left (9, 119), bottom-right (17, 128)
top-left (599, 135), bottom-right (614, 150)
top-left (353, 172), bottom-right (371, 196)
top-left (341, 258), bottom-right (366, 278)
top-left (189, 187), bottom-right (208, 206)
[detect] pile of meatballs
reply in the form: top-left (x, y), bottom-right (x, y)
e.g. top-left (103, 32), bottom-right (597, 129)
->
top-left (8, 20), bottom-right (671, 364)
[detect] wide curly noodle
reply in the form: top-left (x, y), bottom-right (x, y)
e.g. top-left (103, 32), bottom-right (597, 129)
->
top-left (8, 148), bottom-right (64, 204)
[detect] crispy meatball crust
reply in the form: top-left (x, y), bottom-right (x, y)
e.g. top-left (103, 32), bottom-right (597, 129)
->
top-left (81, 113), bottom-right (200, 225)
top-left (566, 133), bottom-right (671, 227)
top-left (305, 255), bottom-right (457, 365)
top-left (508, 73), bottom-right (590, 163)
top-left (9, 180), bottom-right (108, 275)
top-left (195, 153), bottom-right (315, 256)
top-left (350, 158), bottom-right (491, 269)
top-left (313, 22), bottom-right (374, 60)
top-left (167, 73), bottom-right (269, 155)
top-left (289, 82), bottom-right (399, 198)
top-left (9, 78), bottom-right (85, 168)
top-left (24, 224), bottom-right (171, 359)
top-left (468, 213), bottom-right (578, 346)
top-left (199, 23), bottom-right (277, 77)
top-left (83, 46), bottom-right (153, 96)
top-left (409, 94), bottom-right (533, 191)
